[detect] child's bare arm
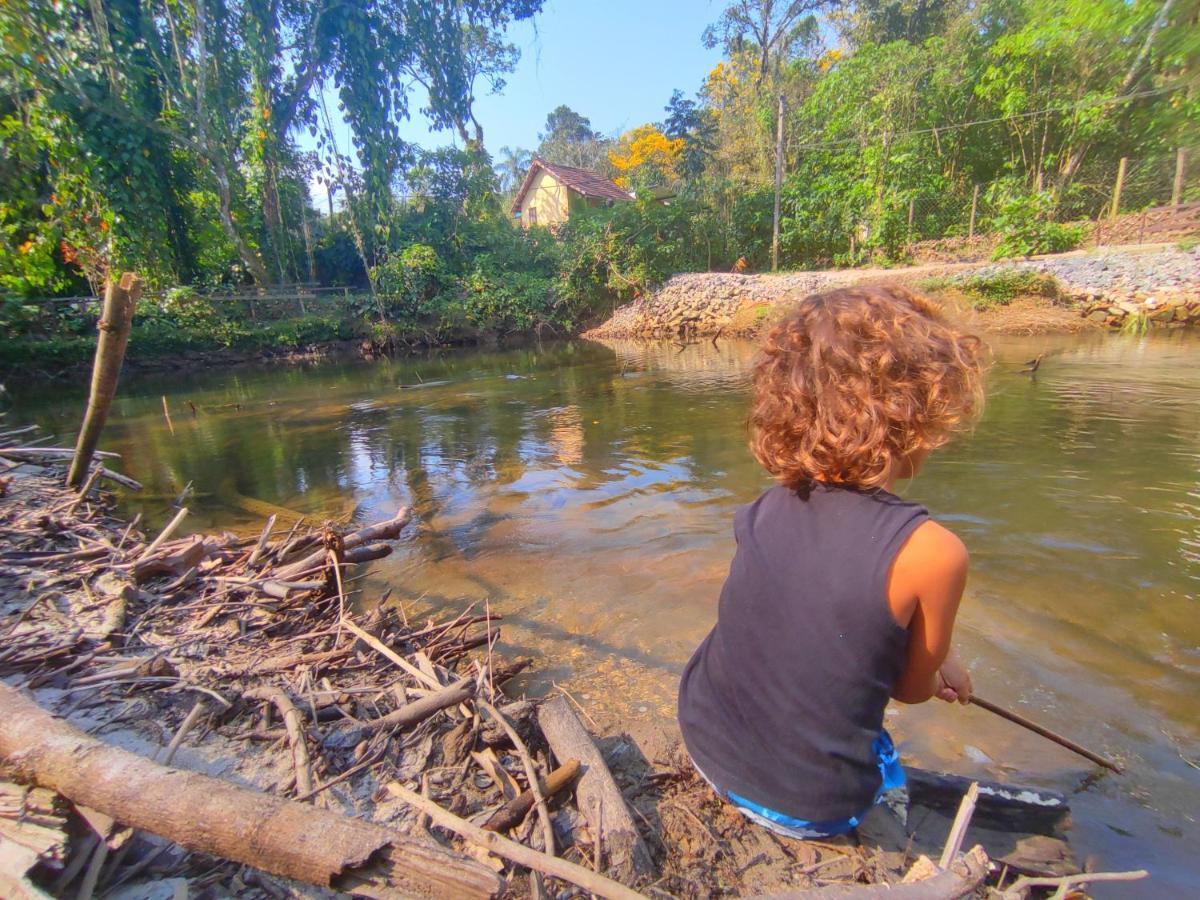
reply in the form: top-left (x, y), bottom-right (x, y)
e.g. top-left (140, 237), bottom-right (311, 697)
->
top-left (887, 521), bottom-right (970, 704)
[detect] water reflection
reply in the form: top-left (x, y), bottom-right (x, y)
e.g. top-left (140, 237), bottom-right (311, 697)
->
top-left (12, 331), bottom-right (1200, 892)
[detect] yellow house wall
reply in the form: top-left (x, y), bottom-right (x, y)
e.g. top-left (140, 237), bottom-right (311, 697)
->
top-left (519, 169), bottom-right (571, 228)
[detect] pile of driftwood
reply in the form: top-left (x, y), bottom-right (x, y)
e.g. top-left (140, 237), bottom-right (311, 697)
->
top-left (0, 428), bottom-right (1147, 899)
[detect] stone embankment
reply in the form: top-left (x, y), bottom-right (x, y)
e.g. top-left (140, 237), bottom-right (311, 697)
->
top-left (585, 244), bottom-right (1200, 338)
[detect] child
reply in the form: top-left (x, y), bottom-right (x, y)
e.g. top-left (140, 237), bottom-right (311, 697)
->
top-left (677, 284), bottom-right (984, 839)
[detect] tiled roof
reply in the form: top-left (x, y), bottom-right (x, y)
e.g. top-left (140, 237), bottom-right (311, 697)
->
top-left (511, 158), bottom-right (633, 212)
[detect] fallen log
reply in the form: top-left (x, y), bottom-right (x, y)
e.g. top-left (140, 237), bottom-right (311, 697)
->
top-left (537, 695), bottom-right (654, 882)
top-left (0, 684), bottom-right (501, 898)
top-left (482, 760), bottom-right (581, 834)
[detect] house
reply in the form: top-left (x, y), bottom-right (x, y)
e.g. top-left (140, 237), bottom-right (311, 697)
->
top-left (511, 158), bottom-right (632, 229)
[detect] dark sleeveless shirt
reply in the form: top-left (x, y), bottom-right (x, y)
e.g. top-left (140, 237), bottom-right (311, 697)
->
top-left (678, 483), bottom-right (927, 821)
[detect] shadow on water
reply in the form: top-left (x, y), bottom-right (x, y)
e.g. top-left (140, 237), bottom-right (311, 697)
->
top-left (11, 331), bottom-right (1200, 894)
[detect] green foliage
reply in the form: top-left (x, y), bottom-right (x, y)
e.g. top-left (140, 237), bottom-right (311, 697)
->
top-left (988, 188), bottom-right (1084, 259)
top-left (937, 270), bottom-right (1064, 310)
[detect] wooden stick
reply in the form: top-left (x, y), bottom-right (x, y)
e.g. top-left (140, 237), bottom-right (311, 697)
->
top-left (938, 782), bottom-right (978, 869)
top-left (136, 507), bottom-right (189, 562)
top-left (538, 696), bottom-right (654, 881)
top-left (343, 677), bottom-right (475, 740)
top-left (482, 760), bottom-right (581, 834)
top-left (478, 699), bottom-right (555, 857)
top-left (385, 779), bottom-right (648, 900)
top-left (244, 687), bottom-right (314, 798)
top-left (161, 396), bottom-right (175, 436)
top-left (1001, 868), bottom-right (1148, 898)
top-left (341, 616), bottom-right (442, 690)
top-left (247, 514), bottom-right (277, 569)
top-left (969, 695), bottom-right (1124, 773)
top-left (68, 466), bottom-right (104, 512)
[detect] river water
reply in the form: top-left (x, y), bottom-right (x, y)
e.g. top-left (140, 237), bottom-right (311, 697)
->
top-left (13, 332), bottom-right (1199, 893)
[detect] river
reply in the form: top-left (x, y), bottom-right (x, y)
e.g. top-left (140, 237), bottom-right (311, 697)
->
top-left (13, 331), bottom-right (1199, 894)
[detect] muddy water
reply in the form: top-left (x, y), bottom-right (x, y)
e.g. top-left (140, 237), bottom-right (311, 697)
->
top-left (14, 332), bottom-right (1199, 893)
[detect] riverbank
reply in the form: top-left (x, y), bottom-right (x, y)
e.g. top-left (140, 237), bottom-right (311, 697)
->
top-left (586, 244), bottom-right (1200, 340)
top-left (1, 432), bottom-right (1059, 898)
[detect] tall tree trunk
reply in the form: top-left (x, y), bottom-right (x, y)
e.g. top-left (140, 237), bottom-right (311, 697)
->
top-left (67, 273), bottom-right (142, 489)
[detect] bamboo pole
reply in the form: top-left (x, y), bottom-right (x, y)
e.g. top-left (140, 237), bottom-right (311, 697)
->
top-left (1173, 148), bottom-right (1187, 208)
top-left (771, 94), bottom-right (784, 272)
top-left (67, 273), bottom-right (142, 489)
top-left (1110, 157), bottom-right (1128, 221)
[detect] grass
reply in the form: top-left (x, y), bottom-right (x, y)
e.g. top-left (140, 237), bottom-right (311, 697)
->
top-left (1177, 234), bottom-right (1199, 252)
top-left (919, 269), bottom-right (1062, 311)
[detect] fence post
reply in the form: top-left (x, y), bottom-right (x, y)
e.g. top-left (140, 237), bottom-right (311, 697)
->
top-left (1173, 148), bottom-right (1187, 208)
top-left (771, 94), bottom-right (784, 272)
top-left (1110, 157), bottom-right (1128, 221)
top-left (907, 197), bottom-right (915, 242)
top-left (968, 185), bottom-right (979, 239)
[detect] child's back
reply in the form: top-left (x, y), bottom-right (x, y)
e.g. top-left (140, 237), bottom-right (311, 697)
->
top-left (677, 284), bottom-right (984, 836)
top-left (679, 482), bottom-right (926, 821)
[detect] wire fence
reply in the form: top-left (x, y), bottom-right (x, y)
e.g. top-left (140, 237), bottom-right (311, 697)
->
top-left (898, 146), bottom-right (1197, 249)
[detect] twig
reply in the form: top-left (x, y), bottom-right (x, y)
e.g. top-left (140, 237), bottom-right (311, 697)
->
top-left (248, 514), bottom-right (277, 569)
top-left (157, 700), bottom-right (206, 766)
top-left (243, 686), bottom-right (314, 798)
top-left (68, 466), bottom-right (104, 512)
top-left (478, 698), bottom-right (555, 857)
top-left (385, 780), bottom-right (648, 900)
top-left (340, 615), bottom-right (441, 690)
top-left (135, 507), bottom-right (189, 562)
top-left (1002, 869), bottom-right (1149, 898)
top-left (553, 681), bottom-right (600, 730)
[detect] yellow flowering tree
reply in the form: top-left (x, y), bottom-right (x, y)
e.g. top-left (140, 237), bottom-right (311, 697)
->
top-left (608, 125), bottom-right (684, 191)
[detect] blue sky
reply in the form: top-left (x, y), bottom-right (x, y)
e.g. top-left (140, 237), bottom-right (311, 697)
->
top-left (309, 1), bottom-right (725, 205)
top-left (406, 0), bottom-right (726, 152)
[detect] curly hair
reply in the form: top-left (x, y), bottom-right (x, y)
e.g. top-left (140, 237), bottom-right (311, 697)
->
top-left (749, 284), bottom-right (985, 492)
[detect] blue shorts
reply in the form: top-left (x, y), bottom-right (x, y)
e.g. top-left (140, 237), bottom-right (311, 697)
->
top-left (693, 730), bottom-right (906, 840)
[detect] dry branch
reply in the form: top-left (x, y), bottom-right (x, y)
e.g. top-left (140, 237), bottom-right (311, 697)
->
top-left (0, 683), bottom-right (501, 898)
top-left (482, 760), bottom-right (581, 834)
top-left (385, 779), bottom-right (647, 900)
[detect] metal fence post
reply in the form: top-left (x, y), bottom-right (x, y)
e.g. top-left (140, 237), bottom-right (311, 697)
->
top-left (1110, 157), bottom-right (1128, 221)
top-left (1173, 148), bottom-right (1187, 208)
top-left (968, 185), bottom-right (979, 239)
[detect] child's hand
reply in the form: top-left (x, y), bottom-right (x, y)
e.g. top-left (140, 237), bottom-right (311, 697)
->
top-left (936, 651), bottom-right (972, 704)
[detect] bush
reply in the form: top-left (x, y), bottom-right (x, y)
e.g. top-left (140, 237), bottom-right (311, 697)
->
top-left (989, 189), bottom-right (1084, 259)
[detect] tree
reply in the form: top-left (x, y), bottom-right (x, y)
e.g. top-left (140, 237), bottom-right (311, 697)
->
top-left (609, 125), bottom-right (684, 191)
top-left (703, 0), bottom-right (829, 87)
top-left (0, 0), bottom-right (544, 289)
top-left (495, 146), bottom-right (533, 194)
top-left (663, 90), bottom-right (717, 181)
top-left (537, 105), bottom-right (611, 169)
top-left (406, 20), bottom-right (523, 148)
